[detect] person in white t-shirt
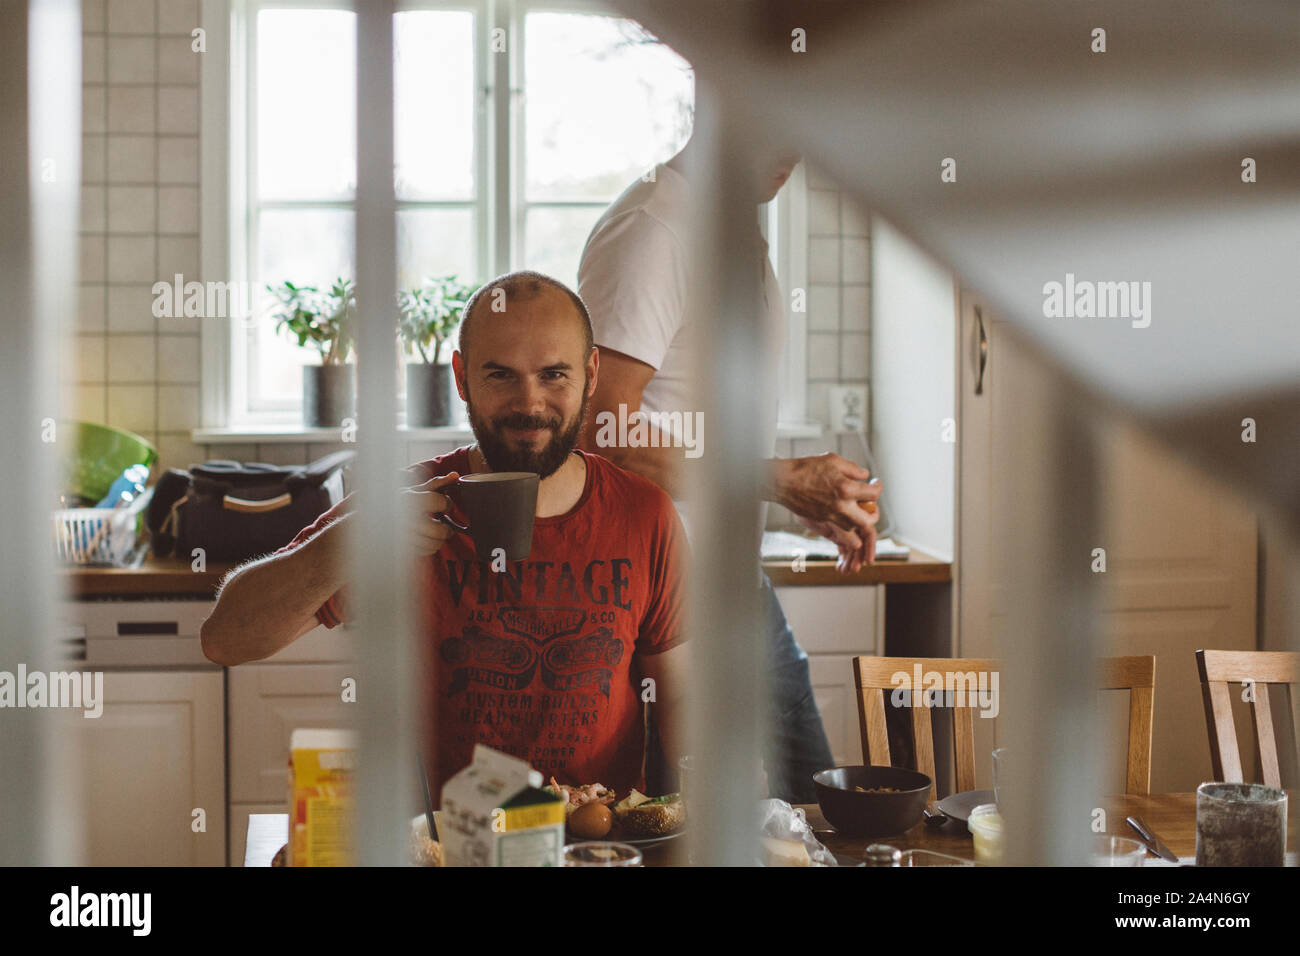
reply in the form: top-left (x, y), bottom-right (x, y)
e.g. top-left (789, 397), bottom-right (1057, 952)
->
top-left (577, 135), bottom-right (883, 804)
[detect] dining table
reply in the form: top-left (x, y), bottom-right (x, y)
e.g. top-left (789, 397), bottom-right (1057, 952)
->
top-left (245, 791), bottom-right (1297, 866)
top-left (639, 791), bottom-right (1299, 866)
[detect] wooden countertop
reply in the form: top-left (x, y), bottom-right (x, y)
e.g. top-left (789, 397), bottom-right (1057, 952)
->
top-left (763, 547), bottom-right (951, 587)
top-left (61, 554), bottom-right (236, 598)
top-left (63, 546), bottom-right (952, 599)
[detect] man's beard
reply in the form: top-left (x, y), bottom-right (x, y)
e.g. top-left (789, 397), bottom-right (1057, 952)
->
top-left (466, 390), bottom-right (588, 479)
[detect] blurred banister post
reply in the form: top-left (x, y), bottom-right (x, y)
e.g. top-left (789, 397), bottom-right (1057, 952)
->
top-left (682, 81), bottom-right (767, 866)
top-left (0, 0), bottom-right (80, 866)
top-left (1000, 378), bottom-right (1104, 865)
top-left (354, 0), bottom-right (415, 866)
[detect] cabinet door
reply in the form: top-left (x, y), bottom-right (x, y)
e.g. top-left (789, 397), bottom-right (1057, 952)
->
top-left (228, 663), bottom-right (353, 803)
top-left (807, 655), bottom-right (864, 766)
top-left (69, 670), bottom-right (225, 866)
top-left (773, 585), bottom-right (882, 656)
top-left (775, 586), bottom-right (882, 767)
top-left (957, 292), bottom-right (1258, 792)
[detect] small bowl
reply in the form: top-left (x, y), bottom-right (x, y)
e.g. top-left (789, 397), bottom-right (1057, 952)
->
top-left (967, 803), bottom-right (1004, 864)
top-left (812, 766), bottom-right (932, 838)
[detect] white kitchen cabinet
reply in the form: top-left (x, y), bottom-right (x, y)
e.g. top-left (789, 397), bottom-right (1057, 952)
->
top-left (227, 661), bottom-right (354, 805)
top-left (775, 584), bottom-right (882, 766)
top-left (67, 669), bottom-right (226, 866)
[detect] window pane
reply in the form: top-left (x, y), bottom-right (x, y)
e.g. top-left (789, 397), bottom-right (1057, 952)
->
top-left (254, 208), bottom-right (355, 404)
top-left (257, 10), bottom-right (356, 201)
top-left (525, 13), bottom-right (693, 201)
top-left (523, 205), bottom-right (608, 289)
top-left (398, 207), bottom-right (477, 291)
top-left (395, 11), bottom-right (475, 201)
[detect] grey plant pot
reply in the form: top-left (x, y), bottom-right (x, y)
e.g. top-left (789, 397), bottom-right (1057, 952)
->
top-left (406, 363), bottom-right (455, 428)
top-left (302, 364), bottom-right (355, 428)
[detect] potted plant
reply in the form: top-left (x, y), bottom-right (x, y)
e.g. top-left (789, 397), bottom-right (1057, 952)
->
top-left (398, 276), bottom-right (475, 427)
top-left (268, 278), bottom-right (356, 427)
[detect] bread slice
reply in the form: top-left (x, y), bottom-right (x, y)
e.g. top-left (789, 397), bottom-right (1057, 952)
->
top-left (617, 796), bottom-right (685, 837)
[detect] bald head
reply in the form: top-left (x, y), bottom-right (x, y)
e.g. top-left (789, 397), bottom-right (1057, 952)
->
top-left (458, 271), bottom-right (594, 364)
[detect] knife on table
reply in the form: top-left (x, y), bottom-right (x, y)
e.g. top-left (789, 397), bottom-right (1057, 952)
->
top-left (1126, 815), bottom-right (1179, 863)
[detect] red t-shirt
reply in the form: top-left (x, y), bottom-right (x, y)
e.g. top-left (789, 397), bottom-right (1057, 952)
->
top-left (274, 447), bottom-right (688, 800)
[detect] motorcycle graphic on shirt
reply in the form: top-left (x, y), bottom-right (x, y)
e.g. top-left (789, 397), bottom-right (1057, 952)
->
top-left (439, 607), bottom-right (624, 699)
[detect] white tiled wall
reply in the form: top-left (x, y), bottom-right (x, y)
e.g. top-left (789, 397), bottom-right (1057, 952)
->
top-left (69, 0), bottom-right (205, 475)
top-left (767, 163), bottom-right (873, 529)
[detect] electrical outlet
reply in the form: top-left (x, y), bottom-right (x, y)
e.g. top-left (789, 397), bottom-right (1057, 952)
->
top-left (828, 385), bottom-right (867, 434)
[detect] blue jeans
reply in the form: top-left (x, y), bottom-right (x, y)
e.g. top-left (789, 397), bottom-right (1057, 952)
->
top-left (760, 572), bottom-right (835, 805)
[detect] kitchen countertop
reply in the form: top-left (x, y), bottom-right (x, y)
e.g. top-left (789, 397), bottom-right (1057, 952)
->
top-left (762, 548), bottom-right (951, 587)
top-left (61, 548), bottom-right (951, 599)
top-left (61, 554), bottom-right (237, 598)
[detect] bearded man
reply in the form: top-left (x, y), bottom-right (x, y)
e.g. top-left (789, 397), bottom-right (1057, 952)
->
top-left (201, 271), bottom-right (690, 799)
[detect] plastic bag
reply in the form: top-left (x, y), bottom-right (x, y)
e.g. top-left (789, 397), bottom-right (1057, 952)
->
top-left (757, 798), bottom-right (839, 866)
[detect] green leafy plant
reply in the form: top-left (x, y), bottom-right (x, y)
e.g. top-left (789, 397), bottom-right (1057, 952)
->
top-left (397, 275), bottom-right (476, 365)
top-left (267, 278), bottom-right (356, 366)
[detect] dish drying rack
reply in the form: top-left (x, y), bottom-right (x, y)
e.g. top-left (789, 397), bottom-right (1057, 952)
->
top-left (53, 486), bottom-right (152, 566)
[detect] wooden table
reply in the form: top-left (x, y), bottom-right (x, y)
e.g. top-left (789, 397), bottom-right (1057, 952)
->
top-left (247, 792), bottom-right (1298, 866)
top-left (642, 792), bottom-right (1299, 865)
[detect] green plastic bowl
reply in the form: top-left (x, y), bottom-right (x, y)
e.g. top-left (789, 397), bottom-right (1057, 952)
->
top-left (62, 421), bottom-right (158, 503)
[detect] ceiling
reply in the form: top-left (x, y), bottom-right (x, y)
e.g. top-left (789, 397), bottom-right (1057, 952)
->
top-left (617, 0), bottom-right (1300, 530)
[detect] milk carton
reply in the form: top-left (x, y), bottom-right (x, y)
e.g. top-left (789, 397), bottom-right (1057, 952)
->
top-left (439, 745), bottom-right (566, 866)
top-left (287, 728), bottom-right (356, 866)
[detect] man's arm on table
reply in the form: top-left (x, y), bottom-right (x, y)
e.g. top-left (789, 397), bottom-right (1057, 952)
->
top-left (578, 346), bottom-right (882, 571)
top-left (200, 512), bottom-right (353, 666)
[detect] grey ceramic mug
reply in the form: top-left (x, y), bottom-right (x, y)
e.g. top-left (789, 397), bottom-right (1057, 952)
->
top-left (435, 472), bottom-right (539, 561)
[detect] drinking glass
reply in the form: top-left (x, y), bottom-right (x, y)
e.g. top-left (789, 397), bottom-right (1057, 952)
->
top-left (563, 842), bottom-right (642, 867)
top-left (1196, 782), bottom-right (1287, 867)
top-left (1091, 835), bottom-right (1146, 866)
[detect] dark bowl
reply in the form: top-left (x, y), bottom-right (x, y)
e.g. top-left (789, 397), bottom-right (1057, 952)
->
top-left (813, 765), bottom-right (932, 838)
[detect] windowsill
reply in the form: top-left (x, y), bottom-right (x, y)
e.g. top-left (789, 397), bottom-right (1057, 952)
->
top-left (193, 421), bottom-right (826, 444)
top-left (192, 424), bottom-right (474, 444)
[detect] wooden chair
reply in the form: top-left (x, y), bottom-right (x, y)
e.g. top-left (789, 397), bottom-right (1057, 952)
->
top-left (1098, 655), bottom-right (1156, 795)
top-left (1196, 649), bottom-right (1300, 787)
top-left (852, 655), bottom-right (1157, 800)
top-left (852, 656), bottom-right (1001, 802)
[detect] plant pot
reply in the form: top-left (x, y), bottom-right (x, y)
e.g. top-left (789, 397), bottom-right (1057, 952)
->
top-left (303, 364), bottom-right (355, 428)
top-left (406, 363), bottom-right (456, 428)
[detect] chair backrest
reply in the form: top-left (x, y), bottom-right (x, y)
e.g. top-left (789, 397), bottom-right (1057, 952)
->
top-left (1196, 649), bottom-right (1300, 787)
top-left (1098, 655), bottom-right (1156, 795)
top-left (852, 656), bottom-right (1001, 803)
top-left (852, 655), bottom-right (1159, 801)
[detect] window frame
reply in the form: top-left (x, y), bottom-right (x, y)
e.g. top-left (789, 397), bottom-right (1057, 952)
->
top-left (200, 0), bottom-right (811, 434)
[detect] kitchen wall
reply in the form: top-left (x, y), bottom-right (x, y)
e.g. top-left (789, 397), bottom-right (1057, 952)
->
top-left (766, 165), bottom-right (874, 529)
top-left (68, 3), bottom-right (875, 492)
top-left (70, 0), bottom-right (206, 470)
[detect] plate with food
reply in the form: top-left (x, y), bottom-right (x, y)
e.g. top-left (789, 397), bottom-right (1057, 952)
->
top-left (545, 778), bottom-right (685, 846)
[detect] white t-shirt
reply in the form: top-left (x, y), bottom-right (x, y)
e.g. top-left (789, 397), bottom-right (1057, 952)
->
top-left (577, 163), bottom-right (787, 464)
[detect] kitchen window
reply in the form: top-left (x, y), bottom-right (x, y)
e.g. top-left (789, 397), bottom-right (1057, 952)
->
top-left (200, 0), bottom-right (808, 433)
